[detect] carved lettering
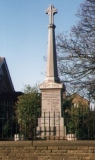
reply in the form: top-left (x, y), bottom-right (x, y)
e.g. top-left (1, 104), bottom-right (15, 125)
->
top-left (42, 91), bottom-right (61, 113)
top-left (40, 82), bottom-right (62, 89)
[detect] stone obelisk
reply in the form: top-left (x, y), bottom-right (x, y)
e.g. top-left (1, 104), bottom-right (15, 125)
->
top-left (37, 5), bottom-right (66, 139)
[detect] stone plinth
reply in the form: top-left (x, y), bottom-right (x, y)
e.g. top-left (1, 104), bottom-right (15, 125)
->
top-left (40, 82), bottom-right (63, 115)
top-left (36, 82), bottom-right (66, 139)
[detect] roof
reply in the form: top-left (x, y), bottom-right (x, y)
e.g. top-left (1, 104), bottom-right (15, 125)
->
top-left (0, 57), bottom-right (15, 92)
top-left (0, 57), bottom-right (4, 65)
top-left (65, 93), bottom-right (89, 106)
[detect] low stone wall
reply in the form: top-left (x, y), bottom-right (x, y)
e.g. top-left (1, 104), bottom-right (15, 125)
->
top-left (0, 141), bottom-right (95, 160)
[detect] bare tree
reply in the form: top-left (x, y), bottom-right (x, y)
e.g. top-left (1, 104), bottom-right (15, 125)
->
top-left (56, 0), bottom-right (95, 98)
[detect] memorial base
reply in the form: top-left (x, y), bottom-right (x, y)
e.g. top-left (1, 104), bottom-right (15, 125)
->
top-left (38, 82), bottom-right (66, 139)
top-left (36, 115), bottom-right (66, 139)
top-left (36, 126), bottom-right (66, 139)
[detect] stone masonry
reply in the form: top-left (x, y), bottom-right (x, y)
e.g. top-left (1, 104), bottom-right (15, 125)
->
top-left (36, 5), bottom-right (66, 139)
top-left (0, 141), bottom-right (95, 160)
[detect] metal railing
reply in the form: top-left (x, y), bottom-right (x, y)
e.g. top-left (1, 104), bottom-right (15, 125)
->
top-left (0, 102), bottom-right (95, 140)
top-left (64, 106), bottom-right (95, 140)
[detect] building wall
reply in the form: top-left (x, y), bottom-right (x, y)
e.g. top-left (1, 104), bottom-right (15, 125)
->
top-left (65, 94), bottom-right (89, 108)
top-left (72, 94), bottom-right (89, 107)
top-left (0, 141), bottom-right (95, 160)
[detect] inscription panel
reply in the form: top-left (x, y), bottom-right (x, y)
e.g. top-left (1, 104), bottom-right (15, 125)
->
top-left (40, 82), bottom-right (63, 89)
top-left (42, 90), bottom-right (61, 113)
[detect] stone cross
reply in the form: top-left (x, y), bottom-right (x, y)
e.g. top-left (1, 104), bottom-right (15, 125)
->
top-left (46, 5), bottom-right (57, 25)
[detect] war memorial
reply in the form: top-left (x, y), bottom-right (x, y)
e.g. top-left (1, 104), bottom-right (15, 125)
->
top-left (36, 5), bottom-right (66, 139)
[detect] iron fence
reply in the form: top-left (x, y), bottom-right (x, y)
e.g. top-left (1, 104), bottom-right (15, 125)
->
top-left (64, 106), bottom-right (95, 140)
top-left (0, 102), bottom-right (95, 140)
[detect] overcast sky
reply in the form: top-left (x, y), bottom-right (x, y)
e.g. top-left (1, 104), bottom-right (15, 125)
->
top-left (0, 0), bottom-right (84, 91)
